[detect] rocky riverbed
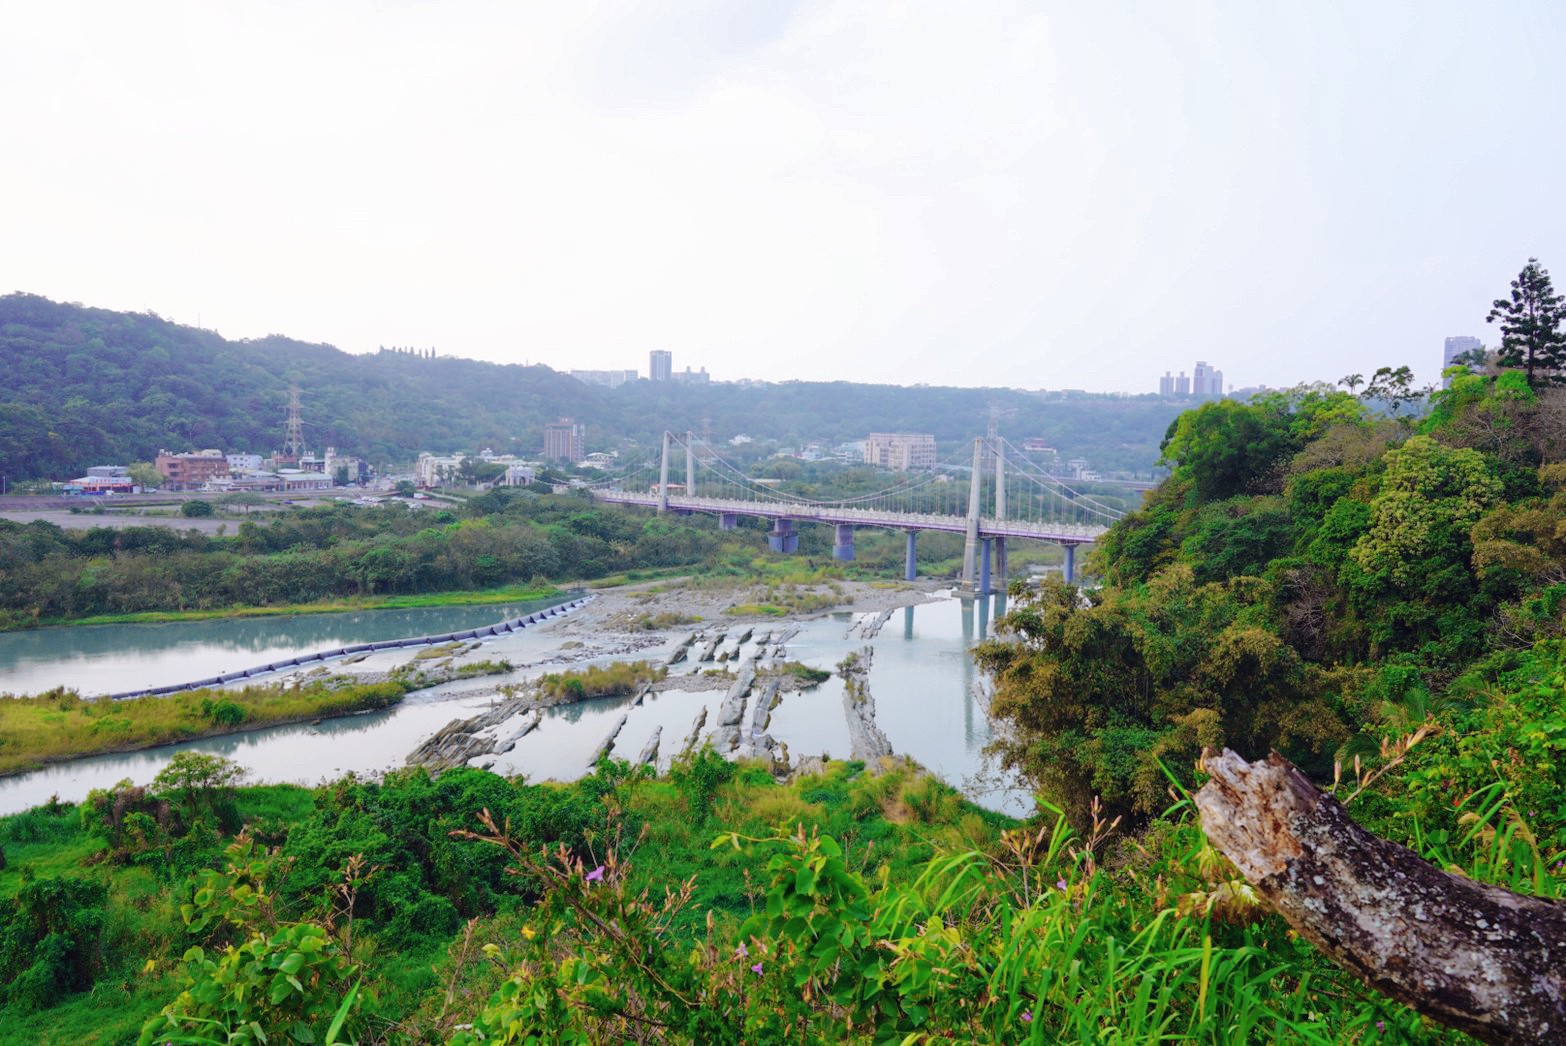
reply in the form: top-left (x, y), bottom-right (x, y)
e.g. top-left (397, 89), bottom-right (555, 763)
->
top-left (389, 577), bottom-right (946, 779)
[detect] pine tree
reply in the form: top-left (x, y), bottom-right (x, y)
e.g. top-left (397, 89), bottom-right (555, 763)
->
top-left (1486, 257), bottom-right (1566, 386)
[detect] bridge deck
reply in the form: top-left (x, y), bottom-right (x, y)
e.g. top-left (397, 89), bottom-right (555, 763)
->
top-left (592, 491), bottom-right (1106, 544)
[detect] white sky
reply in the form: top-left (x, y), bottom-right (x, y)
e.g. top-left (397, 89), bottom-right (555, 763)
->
top-left (3, 1), bottom-right (1563, 393)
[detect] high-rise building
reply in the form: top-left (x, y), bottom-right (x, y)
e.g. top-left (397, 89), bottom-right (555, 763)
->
top-left (649, 350), bottom-right (672, 382)
top-left (1159, 372), bottom-right (1176, 396)
top-left (1443, 336), bottom-right (1483, 369)
top-left (1175, 371), bottom-right (1191, 396)
top-left (1442, 335), bottom-right (1483, 387)
top-left (863, 433), bottom-right (937, 471)
top-left (1193, 360), bottom-right (1224, 396)
top-left (543, 418), bottom-right (586, 463)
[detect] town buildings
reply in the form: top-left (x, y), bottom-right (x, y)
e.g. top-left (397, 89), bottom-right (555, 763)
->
top-left (1158, 361), bottom-right (1223, 396)
top-left (863, 432), bottom-right (937, 471)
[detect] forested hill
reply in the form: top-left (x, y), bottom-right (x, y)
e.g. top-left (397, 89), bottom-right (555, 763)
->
top-left (0, 293), bottom-right (1185, 479)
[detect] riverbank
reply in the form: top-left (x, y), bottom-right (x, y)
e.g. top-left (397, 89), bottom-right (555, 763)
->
top-left (0, 677), bottom-right (409, 778)
top-left (14, 583), bottom-right (562, 632)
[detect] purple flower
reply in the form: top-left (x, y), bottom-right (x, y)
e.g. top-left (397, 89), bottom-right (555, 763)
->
top-left (751, 962), bottom-right (764, 976)
top-left (1022, 1010), bottom-right (1033, 1023)
top-left (735, 942), bottom-right (748, 958)
top-left (1056, 879), bottom-right (1067, 891)
top-left (585, 865), bottom-right (604, 882)
top-left (1376, 1020), bottom-right (1385, 1032)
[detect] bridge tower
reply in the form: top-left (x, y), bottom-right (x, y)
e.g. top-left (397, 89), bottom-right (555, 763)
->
top-left (993, 438), bottom-right (1007, 592)
top-left (959, 438), bottom-right (984, 595)
top-left (685, 431), bottom-right (696, 497)
top-left (658, 431), bottom-right (671, 512)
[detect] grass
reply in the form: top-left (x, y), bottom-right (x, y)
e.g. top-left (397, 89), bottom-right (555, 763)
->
top-left (0, 680), bottom-right (408, 777)
top-left (45, 583), bottom-right (561, 629)
top-left (536, 661), bottom-right (666, 701)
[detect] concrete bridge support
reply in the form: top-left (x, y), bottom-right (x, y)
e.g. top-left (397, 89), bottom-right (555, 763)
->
top-left (833, 523), bottom-right (855, 561)
top-left (719, 513), bottom-right (738, 531)
top-left (979, 538), bottom-right (992, 597)
top-left (904, 530), bottom-right (917, 581)
top-left (769, 518), bottom-right (798, 554)
top-left (994, 537), bottom-right (1007, 593)
top-left (1063, 543), bottom-right (1077, 584)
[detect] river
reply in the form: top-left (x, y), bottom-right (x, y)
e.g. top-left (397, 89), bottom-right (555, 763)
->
top-left (0, 598), bottom-right (572, 697)
top-left (0, 591), bottom-right (1029, 817)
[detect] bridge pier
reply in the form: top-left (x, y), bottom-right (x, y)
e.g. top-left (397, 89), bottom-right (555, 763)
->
top-left (979, 538), bottom-right (992, 596)
top-left (719, 512), bottom-right (738, 531)
top-left (832, 523), bottom-right (855, 562)
top-left (1063, 543), bottom-right (1076, 584)
top-left (994, 536), bottom-right (1007, 593)
top-left (768, 518), bottom-right (798, 554)
top-left (904, 530), bottom-right (917, 582)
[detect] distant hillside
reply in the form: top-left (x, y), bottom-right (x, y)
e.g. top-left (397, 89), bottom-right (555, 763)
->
top-left (0, 294), bottom-right (1186, 479)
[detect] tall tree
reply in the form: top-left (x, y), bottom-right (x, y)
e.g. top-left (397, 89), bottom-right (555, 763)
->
top-left (1486, 257), bottom-right (1566, 386)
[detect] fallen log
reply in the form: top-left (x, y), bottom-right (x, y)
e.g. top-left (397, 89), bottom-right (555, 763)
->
top-left (1195, 749), bottom-right (1566, 1044)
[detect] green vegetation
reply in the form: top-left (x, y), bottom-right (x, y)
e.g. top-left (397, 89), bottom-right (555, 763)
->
top-left (0, 490), bottom-right (732, 630)
top-left (8, 280), bottom-right (1566, 1040)
top-left (770, 661), bottom-right (832, 685)
top-left (536, 661), bottom-right (666, 701)
top-left (0, 294), bottom-right (1183, 483)
top-left (61, 583), bottom-right (561, 627)
top-left (0, 680), bottom-right (406, 777)
top-left (0, 754), bottom-right (1021, 1043)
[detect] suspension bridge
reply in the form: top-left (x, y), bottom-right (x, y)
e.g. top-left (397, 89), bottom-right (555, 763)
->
top-left (587, 433), bottom-right (1126, 593)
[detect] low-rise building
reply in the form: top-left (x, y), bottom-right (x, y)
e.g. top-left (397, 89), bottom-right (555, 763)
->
top-left (569, 369), bottom-right (639, 388)
top-left (864, 433), bottom-right (937, 471)
top-left (65, 465), bottom-right (137, 495)
top-left (156, 449), bottom-right (230, 490)
top-left (277, 470), bottom-right (332, 492)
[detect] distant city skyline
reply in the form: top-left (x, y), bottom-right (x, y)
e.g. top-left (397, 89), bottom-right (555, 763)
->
top-left (3, 3), bottom-right (1563, 394)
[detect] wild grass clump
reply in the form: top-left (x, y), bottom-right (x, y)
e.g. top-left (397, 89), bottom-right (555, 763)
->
top-left (630, 611), bottom-right (701, 631)
top-left (536, 661), bottom-right (665, 702)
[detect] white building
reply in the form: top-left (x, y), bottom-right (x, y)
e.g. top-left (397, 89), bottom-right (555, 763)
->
top-left (226, 453), bottom-right (263, 472)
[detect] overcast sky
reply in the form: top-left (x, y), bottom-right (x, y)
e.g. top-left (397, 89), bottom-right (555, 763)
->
top-left (3, 2), bottom-right (1563, 393)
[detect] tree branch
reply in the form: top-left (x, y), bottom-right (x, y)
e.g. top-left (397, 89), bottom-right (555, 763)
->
top-left (1195, 749), bottom-right (1566, 1044)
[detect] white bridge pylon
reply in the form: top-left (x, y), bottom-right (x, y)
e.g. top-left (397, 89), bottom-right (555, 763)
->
top-left (590, 432), bottom-right (1120, 591)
